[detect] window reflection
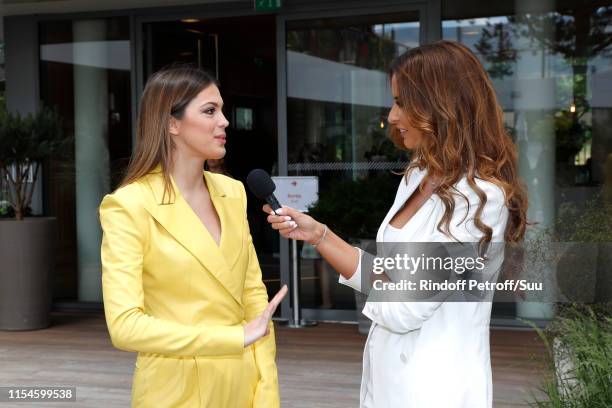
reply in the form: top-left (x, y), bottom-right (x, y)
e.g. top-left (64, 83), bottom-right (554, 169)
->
top-left (39, 18), bottom-right (132, 302)
top-left (443, 2), bottom-right (612, 316)
top-left (286, 13), bottom-right (419, 310)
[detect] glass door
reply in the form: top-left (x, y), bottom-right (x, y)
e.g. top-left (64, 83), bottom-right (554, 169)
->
top-left (141, 15), bottom-right (281, 297)
top-left (284, 11), bottom-right (421, 319)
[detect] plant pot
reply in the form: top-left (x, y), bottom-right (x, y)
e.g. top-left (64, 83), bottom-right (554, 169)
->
top-left (0, 217), bottom-right (56, 331)
top-left (553, 337), bottom-right (576, 398)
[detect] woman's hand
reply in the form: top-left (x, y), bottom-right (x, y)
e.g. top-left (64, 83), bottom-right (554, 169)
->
top-left (262, 205), bottom-right (361, 283)
top-left (243, 284), bottom-right (288, 347)
top-left (262, 204), bottom-right (325, 244)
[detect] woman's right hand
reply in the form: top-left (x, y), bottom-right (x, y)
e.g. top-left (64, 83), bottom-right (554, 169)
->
top-left (262, 204), bottom-right (324, 244)
top-left (243, 285), bottom-right (288, 347)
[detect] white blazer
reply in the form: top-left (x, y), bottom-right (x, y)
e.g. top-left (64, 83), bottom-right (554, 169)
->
top-left (339, 165), bottom-right (509, 408)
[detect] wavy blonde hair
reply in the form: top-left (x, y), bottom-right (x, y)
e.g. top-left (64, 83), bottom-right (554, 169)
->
top-left (389, 40), bottom-right (528, 246)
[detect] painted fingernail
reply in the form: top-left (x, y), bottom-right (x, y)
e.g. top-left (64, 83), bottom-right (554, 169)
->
top-left (284, 216), bottom-right (292, 221)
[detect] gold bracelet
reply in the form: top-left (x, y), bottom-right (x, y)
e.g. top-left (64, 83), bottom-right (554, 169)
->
top-left (311, 224), bottom-right (328, 247)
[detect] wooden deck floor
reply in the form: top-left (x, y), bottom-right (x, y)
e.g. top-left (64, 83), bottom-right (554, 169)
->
top-left (0, 311), bottom-right (548, 407)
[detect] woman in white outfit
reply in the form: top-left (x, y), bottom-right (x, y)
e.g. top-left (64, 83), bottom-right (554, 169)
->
top-left (264, 40), bottom-right (528, 408)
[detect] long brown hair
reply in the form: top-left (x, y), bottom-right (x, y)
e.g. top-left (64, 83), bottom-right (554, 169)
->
top-left (116, 63), bottom-right (219, 203)
top-left (389, 40), bottom-right (528, 245)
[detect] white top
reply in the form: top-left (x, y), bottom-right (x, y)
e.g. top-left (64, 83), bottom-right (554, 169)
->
top-left (383, 223), bottom-right (404, 242)
top-left (339, 165), bottom-right (509, 408)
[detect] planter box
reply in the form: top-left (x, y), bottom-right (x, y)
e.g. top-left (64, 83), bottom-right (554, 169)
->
top-left (0, 217), bottom-right (56, 331)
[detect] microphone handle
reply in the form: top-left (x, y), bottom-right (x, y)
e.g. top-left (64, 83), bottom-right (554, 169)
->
top-left (265, 194), bottom-right (282, 213)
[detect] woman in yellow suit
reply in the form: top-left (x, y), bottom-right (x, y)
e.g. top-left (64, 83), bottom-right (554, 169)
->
top-left (98, 64), bottom-right (287, 408)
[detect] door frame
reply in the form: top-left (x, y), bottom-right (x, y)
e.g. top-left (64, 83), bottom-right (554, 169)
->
top-left (275, 0), bottom-right (441, 321)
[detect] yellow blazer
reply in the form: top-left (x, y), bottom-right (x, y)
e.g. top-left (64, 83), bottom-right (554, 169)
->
top-left (99, 164), bottom-right (279, 408)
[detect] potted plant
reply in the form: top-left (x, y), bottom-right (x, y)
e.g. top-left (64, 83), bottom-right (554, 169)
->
top-left (522, 198), bottom-right (612, 405)
top-left (0, 101), bottom-right (70, 330)
top-left (526, 303), bottom-right (612, 407)
top-left (307, 172), bottom-right (400, 333)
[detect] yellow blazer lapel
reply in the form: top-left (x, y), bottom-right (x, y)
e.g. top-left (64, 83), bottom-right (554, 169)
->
top-left (139, 165), bottom-right (244, 306)
top-left (202, 170), bottom-right (246, 273)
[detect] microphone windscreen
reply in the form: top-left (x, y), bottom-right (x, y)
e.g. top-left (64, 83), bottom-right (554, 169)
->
top-left (246, 169), bottom-right (276, 199)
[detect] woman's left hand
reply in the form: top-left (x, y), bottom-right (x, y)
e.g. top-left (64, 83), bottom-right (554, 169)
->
top-left (243, 285), bottom-right (288, 347)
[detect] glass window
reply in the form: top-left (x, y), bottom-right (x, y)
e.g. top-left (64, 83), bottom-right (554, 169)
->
top-left (0, 26), bottom-right (5, 214)
top-left (39, 18), bottom-right (132, 302)
top-left (0, 32), bottom-right (4, 107)
top-left (286, 12), bottom-right (420, 310)
top-left (443, 1), bottom-right (612, 318)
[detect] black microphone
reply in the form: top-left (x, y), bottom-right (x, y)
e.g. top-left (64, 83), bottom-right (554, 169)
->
top-left (246, 169), bottom-right (282, 214)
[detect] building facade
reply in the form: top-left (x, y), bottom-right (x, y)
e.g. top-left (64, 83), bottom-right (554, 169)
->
top-left (2, 0), bottom-right (611, 323)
